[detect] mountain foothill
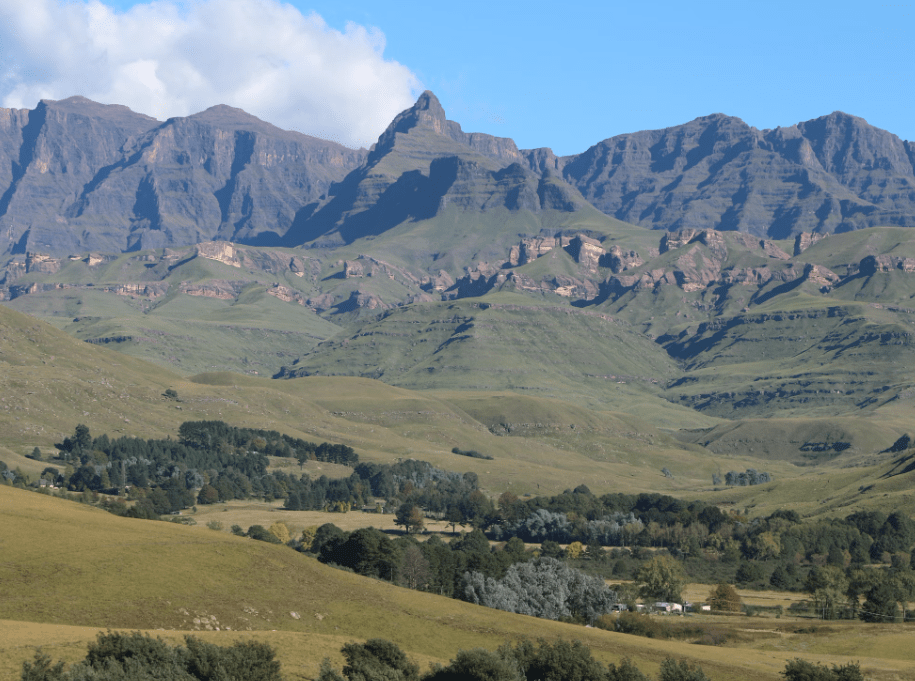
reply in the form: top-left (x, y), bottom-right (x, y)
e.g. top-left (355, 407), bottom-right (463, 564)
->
top-left (2, 90), bottom-right (915, 462)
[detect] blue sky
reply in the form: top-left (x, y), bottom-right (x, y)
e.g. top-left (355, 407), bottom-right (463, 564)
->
top-left (2, 0), bottom-right (912, 154)
top-left (294, 0), bottom-right (915, 153)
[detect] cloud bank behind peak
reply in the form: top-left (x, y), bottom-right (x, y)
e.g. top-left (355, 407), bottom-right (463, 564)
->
top-left (0, 0), bottom-right (422, 148)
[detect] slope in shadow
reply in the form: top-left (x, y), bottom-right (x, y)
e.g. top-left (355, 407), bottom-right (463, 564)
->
top-left (0, 102), bottom-right (48, 232)
top-left (283, 155), bottom-right (460, 246)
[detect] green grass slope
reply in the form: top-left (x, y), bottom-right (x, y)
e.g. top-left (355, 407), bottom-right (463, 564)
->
top-left (4, 301), bottom-right (915, 515)
top-left (660, 304), bottom-right (915, 418)
top-left (0, 303), bottom-right (721, 498)
top-left (278, 299), bottom-right (710, 428)
top-left (4, 292), bottom-right (340, 378)
top-left (327, 204), bottom-right (657, 278)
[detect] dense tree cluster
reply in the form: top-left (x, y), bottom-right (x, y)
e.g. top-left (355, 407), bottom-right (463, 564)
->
top-left (42, 422), bottom-right (358, 513)
top-left (308, 523), bottom-right (615, 624)
top-left (490, 488), bottom-right (730, 551)
top-left (22, 423), bottom-right (485, 523)
top-left (489, 487), bottom-right (915, 582)
top-left (724, 469), bottom-right (771, 486)
top-left (21, 631), bottom-right (281, 681)
top-left (309, 525), bottom-right (528, 598)
top-left (463, 557), bottom-right (616, 623)
top-left (283, 459), bottom-right (482, 518)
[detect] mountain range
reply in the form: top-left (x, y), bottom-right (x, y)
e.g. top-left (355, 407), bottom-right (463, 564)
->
top-left (2, 92), bottom-right (915, 258)
top-left (2, 91), bottom-right (915, 446)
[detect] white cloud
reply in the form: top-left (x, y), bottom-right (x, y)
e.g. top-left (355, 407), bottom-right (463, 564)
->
top-left (0, 0), bottom-right (422, 148)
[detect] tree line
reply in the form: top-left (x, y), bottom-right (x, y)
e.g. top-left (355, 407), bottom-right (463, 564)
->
top-left (490, 487), bottom-right (915, 572)
top-left (20, 629), bottom-right (864, 681)
top-left (34, 422), bottom-right (354, 513)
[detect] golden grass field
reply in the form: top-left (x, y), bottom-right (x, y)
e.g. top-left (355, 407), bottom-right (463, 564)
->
top-left (188, 498), bottom-right (457, 537)
top-left (4, 485), bottom-right (915, 681)
top-left (680, 584), bottom-right (801, 611)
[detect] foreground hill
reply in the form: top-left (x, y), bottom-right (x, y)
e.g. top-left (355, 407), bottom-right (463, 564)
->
top-left (5, 485), bottom-right (915, 681)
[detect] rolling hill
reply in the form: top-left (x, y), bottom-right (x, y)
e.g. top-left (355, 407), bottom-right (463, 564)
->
top-left (5, 485), bottom-right (915, 681)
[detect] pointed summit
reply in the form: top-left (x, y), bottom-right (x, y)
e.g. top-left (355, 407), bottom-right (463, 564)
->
top-left (412, 90), bottom-right (447, 122)
top-left (367, 91), bottom-right (521, 168)
top-left (394, 90), bottom-right (448, 133)
top-left (369, 91), bottom-right (448, 162)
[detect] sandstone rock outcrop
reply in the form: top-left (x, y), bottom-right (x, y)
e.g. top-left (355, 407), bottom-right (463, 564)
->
top-left (803, 263), bottom-right (841, 289)
top-left (855, 254), bottom-right (915, 275)
top-left (107, 283), bottom-right (169, 298)
top-left (605, 246), bottom-right (643, 273)
top-left (660, 229), bottom-right (728, 259)
top-left (794, 232), bottom-right (828, 255)
top-left (507, 235), bottom-right (573, 266)
top-left (25, 252), bottom-right (63, 274)
top-left (178, 280), bottom-right (247, 300)
top-left (196, 241), bottom-right (240, 267)
top-left (567, 235), bottom-right (605, 272)
top-left (344, 260), bottom-right (365, 278)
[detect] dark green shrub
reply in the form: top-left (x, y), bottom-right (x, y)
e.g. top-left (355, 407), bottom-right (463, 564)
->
top-left (338, 639), bottom-right (420, 681)
top-left (658, 658), bottom-right (710, 681)
top-left (425, 648), bottom-right (521, 681)
top-left (246, 525), bottom-right (283, 544)
top-left (612, 612), bottom-right (668, 639)
top-left (21, 631), bottom-right (281, 681)
top-left (781, 658), bottom-right (862, 680)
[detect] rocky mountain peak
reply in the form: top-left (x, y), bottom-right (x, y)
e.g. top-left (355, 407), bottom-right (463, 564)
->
top-left (186, 104), bottom-right (284, 135)
top-left (562, 108), bottom-right (915, 237)
top-left (412, 90), bottom-right (448, 128)
top-left (795, 111), bottom-right (914, 179)
top-left (367, 91), bottom-right (521, 167)
top-left (368, 91), bottom-right (447, 161)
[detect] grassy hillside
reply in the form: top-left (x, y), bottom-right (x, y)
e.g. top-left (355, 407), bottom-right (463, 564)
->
top-left (278, 299), bottom-right (705, 426)
top-left (0, 303), bottom-right (721, 498)
top-left (6, 225), bottom-right (915, 421)
top-left (3, 266), bottom-right (341, 377)
top-left (4, 485), bottom-right (914, 681)
top-left (4, 302), bottom-right (915, 516)
top-left (323, 204), bottom-right (657, 275)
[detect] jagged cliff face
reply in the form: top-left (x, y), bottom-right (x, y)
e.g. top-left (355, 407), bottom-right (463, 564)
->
top-left (284, 91), bottom-right (588, 246)
top-left (0, 97), bottom-right (365, 255)
top-left (2, 93), bottom-right (915, 256)
top-left (0, 97), bottom-right (159, 253)
top-left (558, 112), bottom-right (915, 238)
